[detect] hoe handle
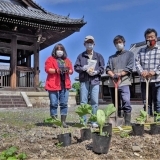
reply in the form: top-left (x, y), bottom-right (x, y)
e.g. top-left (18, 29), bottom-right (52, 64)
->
top-left (145, 78), bottom-right (151, 122)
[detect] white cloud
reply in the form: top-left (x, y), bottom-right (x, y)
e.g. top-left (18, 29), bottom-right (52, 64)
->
top-left (101, 0), bottom-right (152, 12)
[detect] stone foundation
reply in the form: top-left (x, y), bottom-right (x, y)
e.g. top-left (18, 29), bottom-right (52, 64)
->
top-left (26, 92), bottom-right (77, 108)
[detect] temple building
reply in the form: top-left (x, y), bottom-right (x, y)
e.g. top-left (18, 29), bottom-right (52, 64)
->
top-left (0, 0), bottom-right (86, 90)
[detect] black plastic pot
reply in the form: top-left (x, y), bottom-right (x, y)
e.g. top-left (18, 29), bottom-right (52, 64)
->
top-left (92, 132), bottom-right (111, 154)
top-left (80, 128), bottom-right (91, 141)
top-left (150, 123), bottom-right (160, 135)
top-left (103, 123), bottom-right (112, 135)
top-left (57, 133), bottom-right (71, 147)
top-left (132, 123), bottom-right (144, 136)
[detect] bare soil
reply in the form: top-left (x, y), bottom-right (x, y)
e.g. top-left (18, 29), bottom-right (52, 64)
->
top-left (0, 106), bottom-right (160, 160)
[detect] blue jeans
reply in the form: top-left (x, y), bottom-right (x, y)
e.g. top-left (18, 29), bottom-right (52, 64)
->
top-left (80, 81), bottom-right (99, 123)
top-left (109, 85), bottom-right (132, 113)
top-left (48, 89), bottom-right (69, 116)
top-left (141, 82), bottom-right (156, 116)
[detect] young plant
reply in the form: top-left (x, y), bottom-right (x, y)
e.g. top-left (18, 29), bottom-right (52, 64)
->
top-left (0, 146), bottom-right (27, 160)
top-left (44, 117), bottom-right (65, 133)
top-left (97, 109), bottom-right (106, 136)
top-left (154, 111), bottom-right (160, 124)
top-left (96, 104), bottom-right (116, 136)
top-left (136, 110), bottom-right (147, 124)
top-left (75, 104), bottom-right (96, 128)
top-left (103, 103), bottom-right (116, 121)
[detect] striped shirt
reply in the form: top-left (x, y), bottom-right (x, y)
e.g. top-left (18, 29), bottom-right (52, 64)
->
top-left (135, 44), bottom-right (160, 82)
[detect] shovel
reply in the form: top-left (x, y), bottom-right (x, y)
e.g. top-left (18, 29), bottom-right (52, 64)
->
top-left (144, 77), bottom-right (151, 122)
top-left (109, 77), bottom-right (124, 127)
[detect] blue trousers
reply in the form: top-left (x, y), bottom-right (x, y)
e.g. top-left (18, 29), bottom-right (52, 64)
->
top-left (109, 85), bottom-right (132, 113)
top-left (48, 89), bottom-right (69, 116)
top-left (80, 81), bottom-right (99, 122)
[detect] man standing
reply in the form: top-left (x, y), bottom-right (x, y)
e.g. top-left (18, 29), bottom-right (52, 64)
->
top-left (135, 28), bottom-right (160, 121)
top-left (74, 35), bottom-right (105, 127)
top-left (106, 35), bottom-right (134, 126)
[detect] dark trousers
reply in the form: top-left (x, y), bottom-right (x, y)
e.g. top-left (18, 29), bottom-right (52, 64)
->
top-left (141, 82), bottom-right (156, 116)
top-left (109, 85), bottom-right (131, 113)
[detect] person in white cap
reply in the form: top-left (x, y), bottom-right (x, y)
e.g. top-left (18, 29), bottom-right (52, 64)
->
top-left (74, 35), bottom-right (105, 128)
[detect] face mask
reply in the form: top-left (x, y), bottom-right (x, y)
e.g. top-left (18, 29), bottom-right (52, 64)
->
top-left (56, 50), bottom-right (63, 57)
top-left (85, 43), bottom-right (94, 50)
top-left (115, 43), bottom-right (124, 51)
top-left (146, 39), bottom-right (156, 47)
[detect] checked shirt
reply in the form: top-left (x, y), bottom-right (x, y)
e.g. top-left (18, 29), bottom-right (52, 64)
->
top-left (135, 44), bottom-right (160, 82)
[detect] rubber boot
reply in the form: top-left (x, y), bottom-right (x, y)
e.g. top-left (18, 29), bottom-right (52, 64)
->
top-left (124, 113), bottom-right (131, 126)
top-left (118, 110), bottom-right (124, 118)
top-left (51, 115), bottom-right (57, 119)
top-left (61, 115), bottom-right (68, 128)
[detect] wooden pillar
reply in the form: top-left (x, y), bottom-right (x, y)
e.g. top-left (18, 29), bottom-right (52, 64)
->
top-left (10, 35), bottom-right (17, 89)
top-left (34, 41), bottom-right (39, 88)
top-left (26, 51), bottom-right (31, 87)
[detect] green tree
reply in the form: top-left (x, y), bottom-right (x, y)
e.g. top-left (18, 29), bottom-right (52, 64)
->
top-left (72, 82), bottom-right (80, 95)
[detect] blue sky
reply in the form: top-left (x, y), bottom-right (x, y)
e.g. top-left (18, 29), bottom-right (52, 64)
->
top-left (35, 0), bottom-right (160, 84)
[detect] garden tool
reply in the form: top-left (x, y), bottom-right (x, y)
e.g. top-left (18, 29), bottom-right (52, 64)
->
top-left (109, 77), bottom-right (124, 127)
top-left (144, 77), bottom-right (151, 122)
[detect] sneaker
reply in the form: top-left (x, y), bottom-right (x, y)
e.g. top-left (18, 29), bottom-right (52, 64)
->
top-left (92, 122), bottom-right (99, 128)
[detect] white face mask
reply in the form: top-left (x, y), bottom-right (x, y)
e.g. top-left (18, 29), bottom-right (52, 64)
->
top-left (85, 43), bottom-right (94, 50)
top-left (56, 50), bottom-right (63, 57)
top-left (116, 43), bottom-right (124, 51)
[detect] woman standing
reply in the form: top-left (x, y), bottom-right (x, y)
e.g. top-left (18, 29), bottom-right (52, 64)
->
top-left (45, 43), bottom-right (73, 128)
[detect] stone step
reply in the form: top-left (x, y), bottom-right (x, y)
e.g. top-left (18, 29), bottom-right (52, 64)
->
top-left (0, 104), bottom-right (27, 108)
top-left (0, 95), bottom-right (27, 108)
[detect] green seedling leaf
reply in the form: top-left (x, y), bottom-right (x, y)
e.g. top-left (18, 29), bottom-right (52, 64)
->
top-left (44, 117), bottom-right (62, 127)
top-left (44, 117), bottom-right (54, 123)
top-left (73, 123), bottom-right (85, 128)
top-left (56, 142), bottom-right (63, 148)
top-left (17, 153), bottom-right (27, 160)
top-left (120, 131), bottom-right (130, 138)
top-left (154, 112), bottom-right (160, 123)
top-left (75, 104), bottom-right (92, 117)
top-left (5, 147), bottom-right (17, 157)
top-left (136, 110), bottom-right (147, 124)
top-left (97, 109), bottom-right (106, 135)
top-left (88, 114), bottom-right (97, 123)
top-left (103, 104), bottom-right (116, 119)
top-left (7, 156), bottom-right (18, 160)
top-left (52, 119), bottom-right (63, 127)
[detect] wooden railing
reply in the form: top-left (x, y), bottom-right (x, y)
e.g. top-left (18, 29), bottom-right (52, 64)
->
top-left (16, 66), bottom-right (34, 87)
top-left (0, 69), bottom-right (10, 87)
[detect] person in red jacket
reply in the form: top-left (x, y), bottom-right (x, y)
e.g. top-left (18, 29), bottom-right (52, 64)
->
top-left (45, 43), bottom-right (73, 128)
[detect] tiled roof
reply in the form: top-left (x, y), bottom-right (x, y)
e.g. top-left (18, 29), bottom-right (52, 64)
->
top-left (0, 0), bottom-right (85, 24)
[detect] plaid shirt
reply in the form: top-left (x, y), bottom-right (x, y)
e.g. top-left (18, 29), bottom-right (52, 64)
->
top-left (135, 44), bottom-right (160, 82)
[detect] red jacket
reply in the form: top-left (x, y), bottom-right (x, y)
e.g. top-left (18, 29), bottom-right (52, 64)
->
top-left (45, 56), bottom-right (73, 91)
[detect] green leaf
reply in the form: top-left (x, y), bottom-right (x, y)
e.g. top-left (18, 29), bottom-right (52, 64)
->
top-left (0, 155), bottom-right (6, 160)
top-left (7, 157), bottom-right (18, 160)
top-left (44, 117), bottom-right (62, 127)
top-left (17, 153), bottom-right (27, 160)
top-left (97, 109), bottom-right (106, 136)
top-left (73, 123), bottom-right (85, 128)
top-left (88, 114), bottom-right (97, 122)
top-left (52, 119), bottom-right (63, 127)
top-left (75, 104), bottom-right (92, 117)
top-left (103, 104), bottom-right (116, 119)
top-left (136, 110), bottom-right (147, 124)
top-left (44, 117), bottom-right (54, 123)
top-left (154, 112), bottom-right (160, 123)
top-left (97, 110), bottom-right (106, 127)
